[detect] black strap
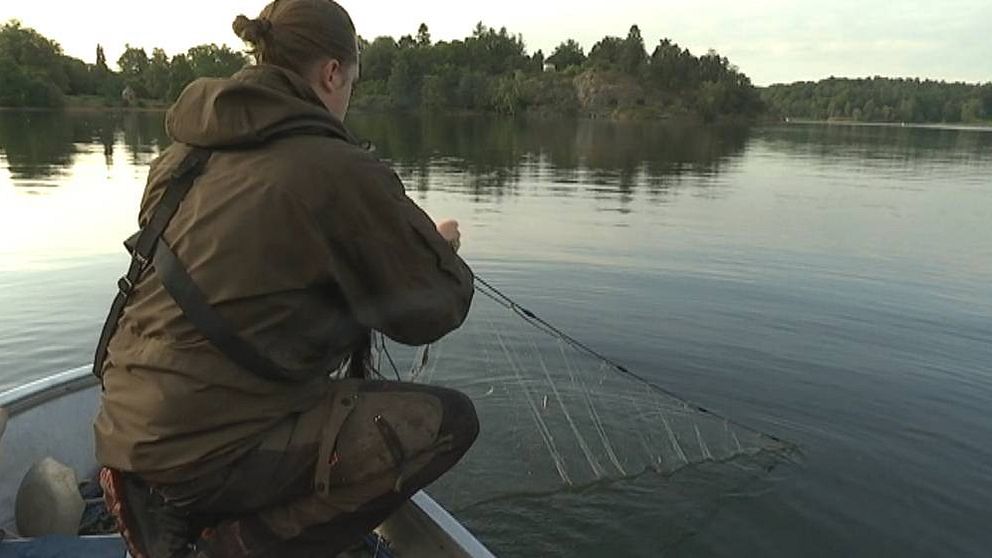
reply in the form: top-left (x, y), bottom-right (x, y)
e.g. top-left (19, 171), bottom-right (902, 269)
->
top-left (92, 147), bottom-right (211, 381)
top-left (151, 239), bottom-right (293, 383)
top-left (94, 144), bottom-right (345, 385)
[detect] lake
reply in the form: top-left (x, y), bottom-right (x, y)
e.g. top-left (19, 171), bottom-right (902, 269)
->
top-left (1, 110), bottom-right (990, 557)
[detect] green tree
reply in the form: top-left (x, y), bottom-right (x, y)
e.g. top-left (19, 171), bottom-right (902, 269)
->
top-left (143, 48), bottom-right (170, 100)
top-left (941, 100), bottom-right (961, 123)
top-left (0, 20), bottom-right (69, 92)
top-left (698, 50), bottom-right (730, 83)
top-left (0, 62), bottom-right (64, 107)
top-left (980, 84), bottom-right (992, 117)
top-left (62, 56), bottom-right (94, 95)
top-left (588, 36), bottom-right (624, 68)
top-left (463, 24), bottom-right (528, 75)
top-left (186, 44), bottom-right (247, 78)
top-left (117, 44), bottom-right (149, 95)
top-left (96, 44), bottom-right (107, 70)
top-left (531, 49), bottom-right (545, 73)
top-left (97, 70), bottom-right (124, 105)
top-left (862, 99), bottom-right (878, 121)
top-left (0, 56), bottom-right (32, 106)
top-left (388, 54), bottom-right (417, 108)
top-left (92, 43), bottom-right (117, 102)
top-left (897, 97), bottom-right (919, 122)
top-left (960, 98), bottom-right (983, 122)
top-left (455, 72), bottom-right (489, 109)
top-left (416, 23), bottom-right (431, 47)
top-left (648, 39), bottom-right (688, 90)
top-left (362, 36), bottom-right (398, 82)
top-left (547, 39), bottom-right (585, 70)
top-left (421, 74), bottom-right (446, 108)
top-left (491, 75), bottom-right (523, 114)
top-left (697, 80), bottom-right (728, 122)
top-left (620, 25), bottom-right (646, 75)
top-left (167, 53), bottom-right (195, 101)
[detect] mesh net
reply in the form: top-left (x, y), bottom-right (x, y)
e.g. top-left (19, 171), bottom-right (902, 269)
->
top-left (374, 278), bottom-right (795, 513)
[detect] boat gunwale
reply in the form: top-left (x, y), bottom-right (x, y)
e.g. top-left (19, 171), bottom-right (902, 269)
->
top-left (0, 365), bottom-right (95, 417)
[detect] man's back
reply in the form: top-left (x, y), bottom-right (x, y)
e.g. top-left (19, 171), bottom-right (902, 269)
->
top-left (94, 64), bottom-right (474, 484)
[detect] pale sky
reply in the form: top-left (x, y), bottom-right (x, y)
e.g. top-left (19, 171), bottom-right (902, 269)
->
top-left (2, 0), bottom-right (989, 86)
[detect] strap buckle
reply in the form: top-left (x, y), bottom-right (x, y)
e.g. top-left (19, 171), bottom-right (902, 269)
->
top-left (117, 276), bottom-right (135, 294)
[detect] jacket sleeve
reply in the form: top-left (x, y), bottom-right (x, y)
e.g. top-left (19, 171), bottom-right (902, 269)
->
top-left (319, 153), bottom-right (474, 346)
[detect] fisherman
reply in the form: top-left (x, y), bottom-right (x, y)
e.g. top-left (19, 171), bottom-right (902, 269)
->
top-left (92, 1), bottom-right (478, 556)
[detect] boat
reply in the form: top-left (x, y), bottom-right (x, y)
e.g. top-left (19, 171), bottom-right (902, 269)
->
top-left (0, 366), bottom-right (495, 557)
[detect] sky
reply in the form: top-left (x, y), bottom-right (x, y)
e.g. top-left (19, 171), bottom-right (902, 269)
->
top-left (1, 0), bottom-right (990, 86)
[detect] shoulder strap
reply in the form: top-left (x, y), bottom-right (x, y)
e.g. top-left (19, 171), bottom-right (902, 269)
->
top-left (93, 146), bottom-right (326, 385)
top-left (92, 147), bottom-right (211, 382)
top-left (150, 239), bottom-right (293, 383)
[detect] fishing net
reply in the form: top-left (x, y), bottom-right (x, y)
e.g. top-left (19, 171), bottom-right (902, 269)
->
top-left (373, 277), bottom-right (796, 515)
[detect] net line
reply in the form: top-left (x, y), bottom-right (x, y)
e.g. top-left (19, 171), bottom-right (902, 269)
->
top-left (372, 275), bottom-right (796, 510)
top-left (471, 275), bottom-right (790, 446)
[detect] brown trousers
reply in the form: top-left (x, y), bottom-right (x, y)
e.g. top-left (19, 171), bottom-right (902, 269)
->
top-left (151, 379), bottom-right (479, 557)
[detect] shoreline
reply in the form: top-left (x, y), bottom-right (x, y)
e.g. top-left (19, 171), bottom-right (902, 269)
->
top-left (781, 118), bottom-right (992, 132)
top-left (2, 106), bottom-right (989, 131)
top-left (0, 105), bottom-right (754, 124)
top-left (0, 95), bottom-right (170, 113)
top-left (0, 106), bottom-right (168, 113)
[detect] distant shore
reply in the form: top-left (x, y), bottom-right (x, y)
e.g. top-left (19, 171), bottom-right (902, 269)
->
top-left (781, 118), bottom-right (992, 132)
top-left (0, 102), bottom-right (755, 123)
top-left (2, 106), bottom-right (988, 131)
top-left (0, 95), bottom-right (169, 112)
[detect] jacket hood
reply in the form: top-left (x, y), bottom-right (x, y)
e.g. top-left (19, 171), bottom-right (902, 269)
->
top-left (166, 64), bottom-right (357, 148)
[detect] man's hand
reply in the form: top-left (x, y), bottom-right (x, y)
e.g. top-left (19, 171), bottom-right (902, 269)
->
top-left (435, 218), bottom-right (461, 253)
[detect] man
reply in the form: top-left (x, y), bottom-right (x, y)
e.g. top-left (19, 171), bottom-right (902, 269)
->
top-left (94, 2), bottom-right (478, 556)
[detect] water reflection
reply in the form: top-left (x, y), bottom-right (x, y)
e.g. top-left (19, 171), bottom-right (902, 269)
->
top-left (349, 113), bottom-right (751, 203)
top-left (0, 111), bottom-right (78, 180)
top-left (5, 111), bottom-right (987, 203)
top-left (757, 122), bottom-right (992, 163)
top-left (0, 111), bottom-right (169, 181)
top-left (1, 110), bottom-right (755, 204)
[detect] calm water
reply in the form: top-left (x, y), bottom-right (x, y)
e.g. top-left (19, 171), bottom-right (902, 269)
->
top-left (1, 111), bottom-right (990, 557)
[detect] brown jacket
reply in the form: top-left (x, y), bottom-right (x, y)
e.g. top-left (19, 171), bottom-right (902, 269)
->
top-left (93, 65), bottom-right (474, 482)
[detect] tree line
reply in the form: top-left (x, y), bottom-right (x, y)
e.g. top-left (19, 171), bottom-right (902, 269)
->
top-left (762, 77), bottom-right (992, 124)
top-left (355, 23), bottom-right (763, 119)
top-left (0, 19), bottom-right (761, 120)
top-left (0, 20), bottom-right (247, 108)
top-left (13, 18), bottom-right (986, 125)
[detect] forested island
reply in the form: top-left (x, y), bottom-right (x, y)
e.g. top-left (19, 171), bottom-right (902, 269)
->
top-left (349, 23), bottom-right (763, 121)
top-left (2, 19), bottom-right (989, 124)
top-left (762, 78), bottom-right (992, 124)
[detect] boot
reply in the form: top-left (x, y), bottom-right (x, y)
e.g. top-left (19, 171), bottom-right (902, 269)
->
top-left (187, 517), bottom-right (283, 558)
top-left (100, 467), bottom-right (195, 558)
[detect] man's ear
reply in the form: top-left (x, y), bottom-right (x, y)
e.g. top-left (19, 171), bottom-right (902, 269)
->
top-left (312, 59), bottom-right (336, 94)
top-left (323, 59), bottom-right (343, 91)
